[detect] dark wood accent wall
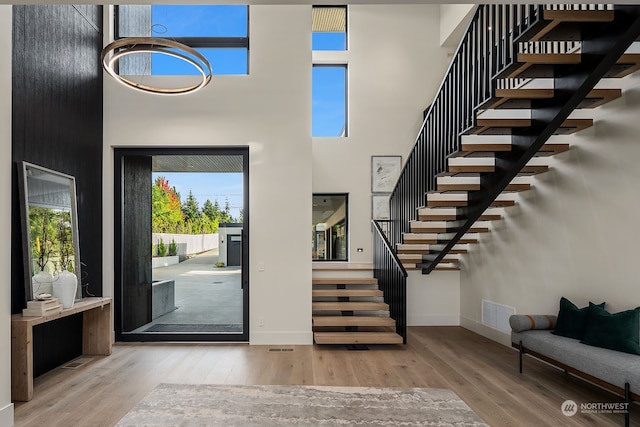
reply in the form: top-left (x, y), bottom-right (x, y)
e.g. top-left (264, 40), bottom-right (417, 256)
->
top-left (121, 156), bottom-right (152, 332)
top-left (11, 5), bottom-right (103, 374)
top-left (11, 5), bottom-right (103, 312)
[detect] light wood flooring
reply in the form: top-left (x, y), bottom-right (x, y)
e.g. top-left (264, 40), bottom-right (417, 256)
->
top-left (14, 327), bottom-right (638, 426)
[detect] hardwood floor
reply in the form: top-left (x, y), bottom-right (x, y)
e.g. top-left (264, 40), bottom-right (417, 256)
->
top-left (14, 327), bottom-right (637, 426)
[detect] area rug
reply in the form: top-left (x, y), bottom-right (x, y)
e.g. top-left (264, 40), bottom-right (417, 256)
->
top-left (116, 384), bottom-right (489, 426)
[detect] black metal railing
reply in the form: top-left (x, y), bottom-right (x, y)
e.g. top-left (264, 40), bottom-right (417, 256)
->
top-left (389, 4), bottom-right (630, 273)
top-left (372, 220), bottom-right (407, 343)
top-left (389, 4), bottom-right (547, 248)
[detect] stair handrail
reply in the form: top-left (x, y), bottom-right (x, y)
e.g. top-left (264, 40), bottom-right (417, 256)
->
top-left (372, 219), bottom-right (407, 343)
top-left (372, 220), bottom-right (407, 278)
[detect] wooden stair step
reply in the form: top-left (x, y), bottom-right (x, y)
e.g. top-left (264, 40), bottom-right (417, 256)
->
top-left (314, 331), bottom-right (403, 345)
top-left (515, 9), bottom-right (614, 43)
top-left (402, 262), bottom-right (460, 271)
top-left (398, 253), bottom-right (459, 263)
top-left (468, 118), bottom-right (591, 136)
top-left (312, 289), bottom-right (383, 297)
top-left (501, 52), bottom-right (581, 79)
top-left (480, 88), bottom-right (555, 110)
top-left (605, 53), bottom-right (640, 78)
top-left (579, 88), bottom-right (622, 109)
top-left (461, 139), bottom-right (569, 155)
top-left (312, 301), bottom-right (389, 311)
top-left (312, 316), bottom-right (395, 327)
top-left (402, 233), bottom-right (478, 244)
top-left (397, 244), bottom-right (468, 255)
top-left (409, 220), bottom-right (491, 233)
top-left (426, 191), bottom-right (516, 208)
top-left (448, 156), bottom-right (495, 173)
top-left (417, 207), bottom-right (502, 221)
top-left (312, 278), bottom-right (378, 286)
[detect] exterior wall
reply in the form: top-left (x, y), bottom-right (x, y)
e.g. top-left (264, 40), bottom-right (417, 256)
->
top-left (152, 233), bottom-right (219, 257)
top-left (103, 5), bottom-right (452, 344)
top-left (460, 72), bottom-right (640, 346)
top-left (0, 6), bottom-right (13, 425)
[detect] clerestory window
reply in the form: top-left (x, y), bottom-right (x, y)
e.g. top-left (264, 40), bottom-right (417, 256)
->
top-left (116, 5), bottom-right (249, 75)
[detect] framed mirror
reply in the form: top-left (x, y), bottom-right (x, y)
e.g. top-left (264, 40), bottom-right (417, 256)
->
top-left (18, 161), bottom-right (82, 303)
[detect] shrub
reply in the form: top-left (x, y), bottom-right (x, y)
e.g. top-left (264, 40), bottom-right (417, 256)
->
top-left (215, 262), bottom-right (225, 268)
top-left (157, 238), bottom-right (167, 257)
top-left (168, 239), bottom-right (177, 256)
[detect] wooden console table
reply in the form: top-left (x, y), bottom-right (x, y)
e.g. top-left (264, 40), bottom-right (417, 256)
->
top-left (11, 297), bottom-right (112, 402)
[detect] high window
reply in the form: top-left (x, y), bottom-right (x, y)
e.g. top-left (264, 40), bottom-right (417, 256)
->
top-left (116, 5), bottom-right (249, 75)
top-left (312, 65), bottom-right (347, 137)
top-left (312, 6), bottom-right (347, 51)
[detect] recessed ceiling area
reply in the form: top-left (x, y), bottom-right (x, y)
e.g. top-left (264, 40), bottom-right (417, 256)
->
top-left (151, 155), bottom-right (243, 173)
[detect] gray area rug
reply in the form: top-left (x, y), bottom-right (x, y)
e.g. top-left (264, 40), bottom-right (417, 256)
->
top-left (116, 384), bottom-right (489, 426)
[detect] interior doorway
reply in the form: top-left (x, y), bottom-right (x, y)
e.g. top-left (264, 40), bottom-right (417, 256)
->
top-left (114, 147), bottom-right (249, 342)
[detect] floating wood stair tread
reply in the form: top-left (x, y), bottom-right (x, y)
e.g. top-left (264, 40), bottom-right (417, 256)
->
top-left (312, 278), bottom-right (378, 286)
top-left (520, 165), bottom-right (550, 175)
top-left (312, 289), bottom-right (383, 297)
top-left (312, 316), bottom-right (395, 327)
top-left (481, 88), bottom-right (555, 110)
top-left (397, 244), bottom-right (468, 255)
top-left (605, 53), bottom-right (640, 78)
top-left (517, 10), bottom-right (614, 43)
top-left (398, 253), bottom-right (459, 263)
top-left (555, 118), bottom-right (593, 135)
top-left (313, 332), bottom-right (403, 345)
top-left (402, 232), bottom-right (478, 244)
top-left (312, 301), bottom-right (389, 311)
top-left (409, 220), bottom-right (491, 234)
top-left (579, 88), bottom-right (622, 109)
top-left (448, 156), bottom-right (495, 173)
top-left (417, 207), bottom-right (502, 221)
top-left (461, 139), bottom-right (570, 155)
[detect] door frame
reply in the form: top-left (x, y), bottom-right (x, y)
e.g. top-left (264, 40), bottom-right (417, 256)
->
top-left (114, 146), bottom-right (249, 342)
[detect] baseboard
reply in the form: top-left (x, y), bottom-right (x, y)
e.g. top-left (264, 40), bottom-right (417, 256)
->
top-left (0, 402), bottom-right (14, 427)
top-left (250, 331), bottom-right (313, 345)
top-left (460, 316), bottom-right (511, 347)
top-left (408, 314), bottom-right (460, 326)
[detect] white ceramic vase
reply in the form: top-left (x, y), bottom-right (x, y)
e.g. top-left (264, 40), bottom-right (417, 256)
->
top-left (32, 271), bottom-right (54, 298)
top-left (53, 270), bottom-right (78, 309)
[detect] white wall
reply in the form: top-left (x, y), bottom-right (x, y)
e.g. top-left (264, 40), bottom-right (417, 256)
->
top-left (0, 6), bottom-right (14, 426)
top-left (408, 270), bottom-right (460, 326)
top-left (460, 72), bottom-right (640, 346)
top-left (439, 4), bottom-right (474, 48)
top-left (312, 4), bottom-right (450, 264)
top-left (104, 5), bottom-right (313, 344)
top-left (103, 5), bottom-right (452, 344)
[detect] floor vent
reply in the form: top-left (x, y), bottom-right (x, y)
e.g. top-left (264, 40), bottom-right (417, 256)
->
top-left (268, 348), bottom-right (294, 352)
top-left (482, 300), bottom-right (515, 333)
top-left (62, 357), bottom-right (94, 369)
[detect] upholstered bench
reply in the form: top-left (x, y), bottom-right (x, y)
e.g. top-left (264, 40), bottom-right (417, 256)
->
top-left (510, 311), bottom-right (640, 426)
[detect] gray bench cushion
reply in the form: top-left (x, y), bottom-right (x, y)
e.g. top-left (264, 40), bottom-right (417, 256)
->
top-left (512, 330), bottom-right (640, 393)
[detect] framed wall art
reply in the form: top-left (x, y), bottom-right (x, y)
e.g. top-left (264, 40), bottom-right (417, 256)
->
top-left (371, 156), bottom-right (401, 193)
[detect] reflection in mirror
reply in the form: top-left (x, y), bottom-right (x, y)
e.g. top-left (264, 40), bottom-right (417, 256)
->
top-left (18, 162), bottom-right (82, 305)
top-left (312, 194), bottom-right (348, 261)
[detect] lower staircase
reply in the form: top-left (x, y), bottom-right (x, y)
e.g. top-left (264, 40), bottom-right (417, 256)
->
top-left (312, 264), bottom-right (403, 345)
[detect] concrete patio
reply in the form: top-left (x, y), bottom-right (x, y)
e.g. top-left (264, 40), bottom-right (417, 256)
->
top-left (132, 248), bottom-right (244, 333)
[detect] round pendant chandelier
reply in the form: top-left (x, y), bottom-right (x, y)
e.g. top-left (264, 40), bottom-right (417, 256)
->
top-left (101, 37), bottom-right (213, 95)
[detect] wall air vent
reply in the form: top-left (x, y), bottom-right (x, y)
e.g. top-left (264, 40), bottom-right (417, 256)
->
top-left (482, 300), bottom-right (515, 333)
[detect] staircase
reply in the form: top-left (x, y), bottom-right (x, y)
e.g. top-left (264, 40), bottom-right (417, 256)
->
top-left (388, 4), bottom-right (640, 274)
top-left (312, 264), bottom-right (404, 345)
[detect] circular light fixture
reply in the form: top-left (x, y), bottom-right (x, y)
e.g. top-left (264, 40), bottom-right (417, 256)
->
top-left (101, 37), bottom-right (212, 95)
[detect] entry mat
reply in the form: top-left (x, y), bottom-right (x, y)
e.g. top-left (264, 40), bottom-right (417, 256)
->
top-left (144, 323), bottom-right (243, 333)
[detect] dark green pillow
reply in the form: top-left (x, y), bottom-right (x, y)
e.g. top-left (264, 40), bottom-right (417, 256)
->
top-left (581, 303), bottom-right (640, 355)
top-left (552, 297), bottom-right (605, 340)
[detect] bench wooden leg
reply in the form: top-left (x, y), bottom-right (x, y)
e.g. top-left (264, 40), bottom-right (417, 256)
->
top-left (519, 340), bottom-right (524, 374)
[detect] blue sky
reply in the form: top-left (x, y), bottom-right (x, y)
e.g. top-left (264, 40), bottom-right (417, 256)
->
top-left (153, 172), bottom-right (244, 220)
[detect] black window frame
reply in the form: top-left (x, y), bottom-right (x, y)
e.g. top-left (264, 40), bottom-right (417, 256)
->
top-left (114, 5), bottom-right (250, 74)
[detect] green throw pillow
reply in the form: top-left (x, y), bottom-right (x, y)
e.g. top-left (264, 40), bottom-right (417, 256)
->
top-left (552, 297), bottom-right (605, 340)
top-left (581, 303), bottom-right (640, 356)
